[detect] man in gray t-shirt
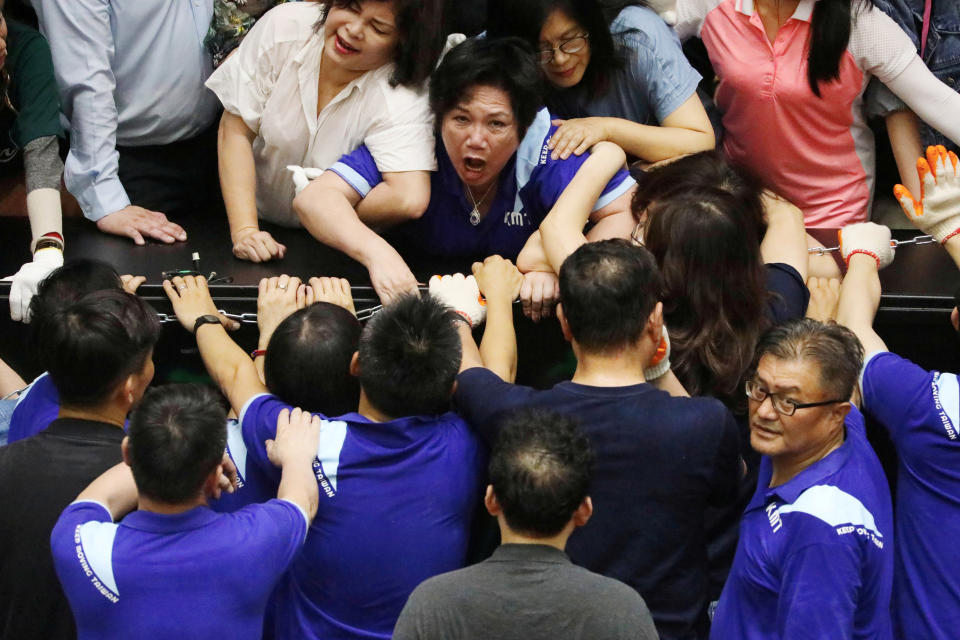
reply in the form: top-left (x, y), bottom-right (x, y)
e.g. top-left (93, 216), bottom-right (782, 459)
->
top-left (393, 408), bottom-right (659, 640)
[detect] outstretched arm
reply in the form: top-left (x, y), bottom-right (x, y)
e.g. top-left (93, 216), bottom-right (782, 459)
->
top-left (163, 275), bottom-right (262, 416)
top-left (472, 257), bottom-right (524, 382)
top-left (294, 171), bottom-right (418, 304)
top-left (75, 463), bottom-right (139, 521)
top-left (760, 191), bottom-right (809, 282)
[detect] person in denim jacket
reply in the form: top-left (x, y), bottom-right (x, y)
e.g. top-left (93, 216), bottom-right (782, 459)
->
top-left (866, 0), bottom-right (959, 196)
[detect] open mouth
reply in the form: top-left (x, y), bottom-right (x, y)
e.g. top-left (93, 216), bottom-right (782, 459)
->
top-left (334, 34), bottom-right (359, 55)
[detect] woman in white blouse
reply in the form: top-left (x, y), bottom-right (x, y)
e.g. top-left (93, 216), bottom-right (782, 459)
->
top-left (206, 0), bottom-right (445, 262)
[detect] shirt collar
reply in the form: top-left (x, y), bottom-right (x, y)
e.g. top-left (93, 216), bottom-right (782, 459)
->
top-left (749, 425), bottom-right (851, 510)
top-left (490, 544), bottom-right (571, 564)
top-left (736, 0), bottom-right (817, 22)
top-left (45, 418), bottom-right (126, 443)
top-left (121, 505), bottom-right (221, 534)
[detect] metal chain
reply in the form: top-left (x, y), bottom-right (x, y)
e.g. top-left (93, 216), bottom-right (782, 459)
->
top-left (808, 234), bottom-right (936, 256)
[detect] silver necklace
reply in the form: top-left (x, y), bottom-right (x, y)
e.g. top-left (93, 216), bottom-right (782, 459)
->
top-left (465, 182), bottom-right (496, 226)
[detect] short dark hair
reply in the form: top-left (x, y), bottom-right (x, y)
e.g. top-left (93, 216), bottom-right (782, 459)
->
top-left (127, 384), bottom-right (228, 504)
top-left (558, 239), bottom-right (663, 353)
top-left (265, 302), bottom-right (362, 416)
top-left (357, 294), bottom-right (461, 418)
top-left (318, 0), bottom-right (447, 87)
top-left (489, 407), bottom-right (594, 537)
top-left (36, 289), bottom-right (160, 407)
top-left (754, 319), bottom-right (864, 401)
top-left (29, 259), bottom-right (123, 335)
top-left (429, 37), bottom-right (544, 139)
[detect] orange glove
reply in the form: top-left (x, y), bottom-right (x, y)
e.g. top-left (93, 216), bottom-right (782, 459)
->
top-left (894, 145), bottom-right (960, 243)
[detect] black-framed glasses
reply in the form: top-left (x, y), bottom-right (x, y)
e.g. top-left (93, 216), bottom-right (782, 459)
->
top-left (744, 379), bottom-right (846, 417)
top-left (537, 34), bottom-right (589, 65)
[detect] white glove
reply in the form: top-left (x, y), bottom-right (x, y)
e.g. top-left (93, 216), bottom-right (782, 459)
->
top-left (429, 273), bottom-right (487, 328)
top-left (644, 324), bottom-right (671, 380)
top-left (838, 222), bottom-right (894, 269)
top-left (895, 145), bottom-right (960, 243)
top-left (287, 165), bottom-right (325, 196)
top-left (4, 247), bottom-right (64, 322)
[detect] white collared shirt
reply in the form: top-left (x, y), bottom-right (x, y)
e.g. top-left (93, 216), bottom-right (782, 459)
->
top-left (206, 2), bottom-right (436, 226)
top-left (32, 0), bottom-right (221, 220)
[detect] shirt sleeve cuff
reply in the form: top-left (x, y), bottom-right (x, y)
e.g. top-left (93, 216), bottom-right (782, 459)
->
top-left (278, 498), bottom-right (310, 542)
top-left (70, 499), bottom-right (114, 521)
top-left (328, 162), bottom-right (374, 198)
top-left (592, 175), bottom-right (636, 211)
top-left (74, 178), bottom-right (132, 222)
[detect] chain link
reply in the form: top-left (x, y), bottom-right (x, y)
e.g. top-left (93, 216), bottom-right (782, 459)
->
top-left (808, 234), bottom-right (936, 256)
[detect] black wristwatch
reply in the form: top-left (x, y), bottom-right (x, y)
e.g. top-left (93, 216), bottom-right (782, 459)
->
top-left (193, 314), bottom-right (223, 335)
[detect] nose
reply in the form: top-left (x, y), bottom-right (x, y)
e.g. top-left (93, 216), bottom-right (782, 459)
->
top-left (552, 47), bottom-right (570, 65)
top-left (465, 124), bottom-right (486, 149)
top-left (754, 394), bottom-right (779, 420)
top-left (344, 17), bottom-right (363, 40)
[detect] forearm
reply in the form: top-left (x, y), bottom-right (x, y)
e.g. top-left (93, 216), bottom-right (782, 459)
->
top-left (217, 112), bottom-right (260, 239)
top-left (604, 116), bottom-right (714, 163)
top-left (886, 110), bottom-right (923, 198)
top-left (457, 321), bottom-right (484, 374)
top-left (277, 458), bottom-right (319, 521)
top-left (761, 193), bottom-right (808, 281)
top-left (23, 136), bottom-right (64, 248)
top-left (835, 254), bottom-right (887, 353)
top-left (296, 178), bottom-right (404, 268)
top-left (540, 142), bottom-right (625, 272)
top-left (354, 171), bottom-right (430, 228)
top-left (76, 463), bottom-right (139, 520)
top-left (479, 299), bottom-right (518, 383)
top-left (195, 324), bottom-right (266, 414)
top-left (885, 57), bottom-right (960, 148)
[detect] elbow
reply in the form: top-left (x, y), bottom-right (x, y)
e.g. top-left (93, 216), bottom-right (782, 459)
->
top-left (394, 189), bottom-right (430, 221)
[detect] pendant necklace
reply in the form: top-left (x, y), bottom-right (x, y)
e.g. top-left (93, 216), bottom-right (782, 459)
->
top-left (465, 181), bottom-right (496, 226)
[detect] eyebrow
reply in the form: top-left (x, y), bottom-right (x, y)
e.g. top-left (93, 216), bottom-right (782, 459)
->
top-left (371, 18), bottom-right (395, 30)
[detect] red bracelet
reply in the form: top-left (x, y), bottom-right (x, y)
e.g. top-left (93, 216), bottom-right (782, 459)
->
top-left (452, 310), bottom-right (473, 327)
top-left (41, 231), bottom-right (64, 244)
top-left (845, 249), bottom-right (880, 268)
top-left (942, 228), bottom-right (960, 244)
top-left (250, 349), bottom-right (266, 360)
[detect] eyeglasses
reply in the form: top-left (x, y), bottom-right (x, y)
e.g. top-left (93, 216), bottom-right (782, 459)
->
top-left (630, 220), bottom-right (645, 247)
top-left (537, 34), bottom-right (589, 65)
top-left (744, 379), bottom-right (846, 417)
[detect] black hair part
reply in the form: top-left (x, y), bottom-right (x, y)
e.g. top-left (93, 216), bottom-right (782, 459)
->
top-left (807, 0), bottom-right (873, 97)
top-left (357, 294), bottom-right (461, 418)
top-left (36, 288), bottom-right (160, 408)
top-left (558, 239), bottom-right (663, 353)
top-left (319, 0), bottom-right (447, 87)
top-left (485, 0), bottom-right (642, 95)
top-left (429, 37), bottom-right (544, 139)
top-left (265, 302), bottom-right (362, 416)
top-left (127, 384), bottom-right (228, 505)
top-left (489, 407), bottom-right (594, 537)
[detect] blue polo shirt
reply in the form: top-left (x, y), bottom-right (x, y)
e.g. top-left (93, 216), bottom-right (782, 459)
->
top-left (711, 406), bottom-right (894, 639)
top-left (210, 418), bottom-right (278, 513)
top-left (240, 393), bottom-right (486, 640)
top-left (860, 351), bottom-right (960, 639)
top-left (51, 499), bottom-right (308, 640)
top-left (329, 107), bottom-right (636, 261)
top-left (8, 372), bottom-right (59, 444)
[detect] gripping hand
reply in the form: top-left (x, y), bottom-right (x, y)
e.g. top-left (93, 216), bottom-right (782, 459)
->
top-left (288, 165), bottom-right (325, 196)
top-left (4, 247), bottom-right (63, 322)
top-left (838, 222), bottom-right (894, 269)
top-left (429, 273), bottom-right (487, 328)
top-left (894, 145), bottom-right (960, 243)
top-left (644, 325), bottom-right (671, 380)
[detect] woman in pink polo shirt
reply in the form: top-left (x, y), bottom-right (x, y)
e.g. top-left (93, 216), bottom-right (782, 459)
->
top-left (674, 0), bottom-right (960, 227)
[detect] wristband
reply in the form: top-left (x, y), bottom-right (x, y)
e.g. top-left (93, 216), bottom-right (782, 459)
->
top-left (193, 314), bottom-right (223, 334)
top-left (452, 310), bottom-right (473, 327)
top-left (250, 349), bottom-right (266, 360)
top-left (34, 237), bottom-right (64, 253)
top-left (844, 249), bottom-right (881, 268)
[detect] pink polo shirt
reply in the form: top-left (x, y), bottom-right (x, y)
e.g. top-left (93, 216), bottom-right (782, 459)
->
top-left (676, 0), bottom-right (916, 227)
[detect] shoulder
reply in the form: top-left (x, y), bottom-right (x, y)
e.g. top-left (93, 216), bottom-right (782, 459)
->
top-left (242, 2), bottom-right (323, 55)
top-left (612, 5), bottom-right (680, 50)
top-left (848, 4), bottom-right (917, 74)
top-left (778, 483), bottom-right (887, 553)
top-left (7, 19), bottom-right (48, 56)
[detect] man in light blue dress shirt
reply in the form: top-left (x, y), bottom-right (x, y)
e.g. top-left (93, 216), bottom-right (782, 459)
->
top-left (31, 0), bottom-right (221, 245)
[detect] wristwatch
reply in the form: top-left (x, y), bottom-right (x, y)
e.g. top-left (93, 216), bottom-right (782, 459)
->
top-left (193, 314), bottom-right (223, 335)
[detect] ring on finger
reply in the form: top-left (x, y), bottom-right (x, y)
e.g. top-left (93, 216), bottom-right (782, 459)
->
top-left (277, 284), bottom-right (287, 290)
top-left (177, 285), bottom-right (186, 292)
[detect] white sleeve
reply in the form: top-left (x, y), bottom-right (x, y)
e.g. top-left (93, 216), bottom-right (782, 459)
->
top-left (35, 0), bottom-right (129, 221)
top-left (363, 84), bottom-right (437, 174)
top-left (849, 6), bottom-right (918, 84)
top-left (204, 8), bottom-right (293, 136)
top-left (882, 57), bottom-right (960, 148)
top-left (673, 0), bottom-right (723, 41)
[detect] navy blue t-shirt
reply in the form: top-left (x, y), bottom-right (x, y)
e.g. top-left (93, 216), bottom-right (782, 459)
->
top-left (711, 407), bottom-right (894, 639)
top-left (454, 367), bottom-right (741, 640)
top-left (861, 351), bottom-right (960, 639)
top-left (329, 107), bottom-right (635, 262)
top-left (8, 372), bottom-right (59, 444)
top-left (240, 393), bottom-right (486, 639)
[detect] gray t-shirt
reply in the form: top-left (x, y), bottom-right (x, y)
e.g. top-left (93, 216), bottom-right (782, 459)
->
top-left (393, 544), bottom-right (659, 640)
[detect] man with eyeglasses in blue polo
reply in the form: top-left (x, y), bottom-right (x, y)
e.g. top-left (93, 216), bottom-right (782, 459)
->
top-left (710, 318), bottom-right (894, 640)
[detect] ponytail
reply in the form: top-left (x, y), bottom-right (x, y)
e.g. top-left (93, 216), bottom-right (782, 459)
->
top-left (806, 0), bottom-right (871, 97)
